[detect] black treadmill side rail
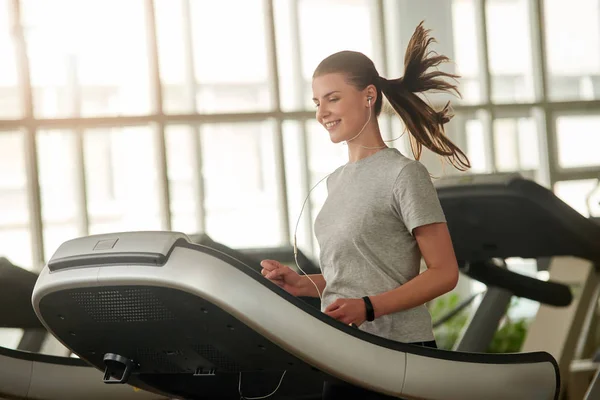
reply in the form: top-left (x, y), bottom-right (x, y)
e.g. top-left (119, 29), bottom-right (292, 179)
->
top-left (437, 177), bottom-right (600, 263)
top-left (462, 260), bottom-right (573, 306)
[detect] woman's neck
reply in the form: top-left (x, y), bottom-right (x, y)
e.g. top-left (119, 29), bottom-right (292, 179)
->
top-left (346, 122), bottom-right (387, 163)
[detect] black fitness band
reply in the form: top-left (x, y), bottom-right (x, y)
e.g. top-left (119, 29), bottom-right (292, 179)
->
top-left (362, 296), bottom-right (375, 322)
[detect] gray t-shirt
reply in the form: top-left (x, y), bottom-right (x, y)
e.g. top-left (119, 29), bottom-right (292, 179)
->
top-left (314, 148), bottom-right (446, 343)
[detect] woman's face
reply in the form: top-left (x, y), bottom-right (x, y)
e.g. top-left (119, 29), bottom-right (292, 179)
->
top-left (312, 72), bottom-right (370, 143)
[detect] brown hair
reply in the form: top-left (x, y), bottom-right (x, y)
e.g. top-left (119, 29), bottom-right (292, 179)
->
top-left (312, 21), bottom-right (470, 171)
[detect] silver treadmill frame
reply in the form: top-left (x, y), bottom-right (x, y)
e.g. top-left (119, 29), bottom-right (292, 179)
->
top-left (0, 346), bottom-right (166, 400)
top-left (31, 232), bottom-right (560, 400)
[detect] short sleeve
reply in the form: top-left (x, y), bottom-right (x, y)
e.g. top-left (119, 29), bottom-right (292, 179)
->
top-left (393, 161), bottom-right (446, 235)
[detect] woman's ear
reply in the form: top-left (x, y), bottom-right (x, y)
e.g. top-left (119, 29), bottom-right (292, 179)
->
top-left (365, 84), bottom-right (377, 106)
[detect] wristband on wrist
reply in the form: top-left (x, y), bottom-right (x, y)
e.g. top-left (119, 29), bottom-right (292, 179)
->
top-left (362, 296), bottom-right (375, 322)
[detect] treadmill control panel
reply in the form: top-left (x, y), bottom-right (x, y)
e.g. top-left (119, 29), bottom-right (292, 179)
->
top-left (47, 231), bottom-right (189, 272)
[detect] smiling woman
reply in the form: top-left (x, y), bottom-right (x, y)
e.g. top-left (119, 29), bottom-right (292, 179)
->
top-left (262, 21), bottom-right (469, 400)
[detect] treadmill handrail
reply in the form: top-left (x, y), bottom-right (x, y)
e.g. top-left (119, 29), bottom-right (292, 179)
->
top-left (436, 176), bottom-right (600, 263)
top-left (462, 261), bottom-right (573, 307)
top-left (0, 258), bottom-right (45, 329)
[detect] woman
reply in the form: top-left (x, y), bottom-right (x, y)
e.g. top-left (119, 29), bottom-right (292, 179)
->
top-left (261, 21), bottom-right (470, 399)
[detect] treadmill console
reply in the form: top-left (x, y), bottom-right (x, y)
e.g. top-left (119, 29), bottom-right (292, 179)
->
top-left (47, 231), bottom-right (189, 272)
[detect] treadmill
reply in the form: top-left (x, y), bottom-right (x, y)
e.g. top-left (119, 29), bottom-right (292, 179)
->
top-left (434, 173), bottom-right (600, 351)
top-left (30, 231), bottom-right (560, 399)
top-left (0, 258), bottom-right (166, 400)
top-left (435, 173), bottom-right (600, 399)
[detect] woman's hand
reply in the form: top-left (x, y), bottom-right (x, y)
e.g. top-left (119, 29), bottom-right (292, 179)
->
top-left (324, 298), bottom-right (366, 326)
top-left (260, 259), bottom-right (304, 297)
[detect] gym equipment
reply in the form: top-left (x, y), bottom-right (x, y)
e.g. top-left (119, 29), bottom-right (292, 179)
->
top-left (1, 258), bottom-right (45, 331)
top-left (0, 257), bottom-right (47, 353)
top-left (435, 173), bottom-right (600, 399)
top-left (448, 256), bottom-right (573, 353)
top-left (0, 238), bottom-right (320, 399)
top-left (0, 258), bottom-right (167, 399)
top-left (31, 231), bottom-right (560, 399)
top-left (0, 345), bottom-right (167, 400)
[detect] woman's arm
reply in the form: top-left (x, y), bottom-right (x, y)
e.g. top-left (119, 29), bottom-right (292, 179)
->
top-left (261, 260), bottom-right (326, 298)
top-left (369, 222), bottom-right (459, 318)
top-left (298, 274), bottom-right (327, 298)
top-left (324, 222), bottom-right (458, 325)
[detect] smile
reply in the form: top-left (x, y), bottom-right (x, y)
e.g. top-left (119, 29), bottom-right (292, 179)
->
top-left (324, 120), bottom-right (341, 130)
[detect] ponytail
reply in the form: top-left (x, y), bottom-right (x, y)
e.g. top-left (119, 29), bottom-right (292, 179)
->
top-left (381, 21), bottom-right (470, 171)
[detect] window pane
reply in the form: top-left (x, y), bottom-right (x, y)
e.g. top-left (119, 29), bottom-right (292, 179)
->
top-left (544, 0), bottom-right (600, 101)
top-left (282, 121), bottom-right (312, 255)
top-left (554, 179), bottom-right (600, 217)
top-left (165, 125), bottom-right (200, 234)
top-left (0, 131), bottom-right (32, 269)
top-left (201, 122), bottom-right (282, 248)
top-left (22, 0), bottom-right (151, 118)
top-left (297, 0), bottom-right (375, 109)
top-left (452, 0), bottom-right (482, 104)
top-left (556, 115), bottom-right (600, 168)
top-left (154, 0), bottom-right (192, 114)
top-left (464, 116), bottom-right (488, 173)
top-left (190, 0), bottom-right (271, 113)
top-left (37, 130), bottom-right (81, 261)
top-left (273, 0), bottom-right (301, 112)
top-left (486, 0), bottom-right (535, 103)
top-left (0, 0), bottom-right (21, 118)
top-left (493, 117), bottom-right (540, 175)
top-left (84, 126), bottom-right (162, 234)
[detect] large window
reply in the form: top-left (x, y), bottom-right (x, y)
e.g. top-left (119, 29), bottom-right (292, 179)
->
top-left (0, 0), bottom-right (596, 302)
